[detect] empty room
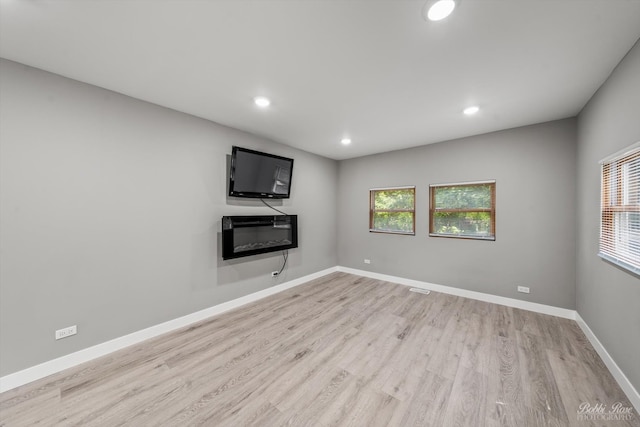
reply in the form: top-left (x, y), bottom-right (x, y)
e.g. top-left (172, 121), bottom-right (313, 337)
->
top-left (1, 1), bottom-right (639, 426)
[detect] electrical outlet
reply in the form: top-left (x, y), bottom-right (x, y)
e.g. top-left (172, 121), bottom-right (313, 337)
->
top-left (271, 271), bottom-right (279, 277)
top-left (364, 259), bottom-right (371, 264)
top-left (517, 286), bottom-right (530, 294)
top-left (55, 325), bottom-right (77, 340)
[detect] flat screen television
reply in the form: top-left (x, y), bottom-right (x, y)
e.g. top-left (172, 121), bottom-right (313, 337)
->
top-left (228, 146), bottom-right (294, 199)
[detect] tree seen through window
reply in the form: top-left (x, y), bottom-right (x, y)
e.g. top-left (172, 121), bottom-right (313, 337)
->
top-left (369, 187), bottom-right (415, 234)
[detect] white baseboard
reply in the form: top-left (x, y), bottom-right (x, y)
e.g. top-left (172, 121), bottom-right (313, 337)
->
top-left (337, 266), bottom-right (576, 319)
top-left (575, 313), bottom-right (640, 413)
top-left (0, 267), bottom-right (338, 393)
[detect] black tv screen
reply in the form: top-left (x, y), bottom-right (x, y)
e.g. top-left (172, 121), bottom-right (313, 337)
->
top-left (228, 146), bottom-right (294, 198)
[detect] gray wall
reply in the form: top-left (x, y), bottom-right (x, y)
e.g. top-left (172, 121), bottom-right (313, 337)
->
top-left (337, 119), bottom-right (577, 309)
top-left (576, 41), bottom-right (640, 391)
top-left (0, 59), bottom-right (338, 376)
top-left (3, 38), bottom-right (638, 394)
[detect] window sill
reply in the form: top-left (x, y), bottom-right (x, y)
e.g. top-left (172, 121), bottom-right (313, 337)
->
top-left (598, 252), bottom-right (640, 277)
top-left (369, 229), bottom-right (415, 236)
top-left (429, 233), bottom-right (495, 241)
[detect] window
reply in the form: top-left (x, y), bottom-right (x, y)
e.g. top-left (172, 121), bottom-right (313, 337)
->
top-left (430, 181), bottom-right (495, 240)
top-left (600, 143), bottom-right (640, 275)
top-left (369, 187), bottom-right (415, 235)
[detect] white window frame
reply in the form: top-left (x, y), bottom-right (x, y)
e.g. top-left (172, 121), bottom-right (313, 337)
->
top-left (599, 141), bottom-right (640, 276)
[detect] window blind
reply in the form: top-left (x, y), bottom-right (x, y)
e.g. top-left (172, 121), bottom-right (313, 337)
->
top-left (600, 143), bottom-right (640, 275)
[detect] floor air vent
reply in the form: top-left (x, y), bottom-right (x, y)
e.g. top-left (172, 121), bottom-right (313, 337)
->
top-left (409, 288), bottom-right (431, 295)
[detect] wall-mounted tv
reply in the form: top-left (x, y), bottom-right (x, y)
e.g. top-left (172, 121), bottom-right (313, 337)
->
top-left (228, 146), bottom-right (294, 199)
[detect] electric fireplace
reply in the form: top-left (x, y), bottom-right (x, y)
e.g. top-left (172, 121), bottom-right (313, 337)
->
top-left (221, 215), bottom-right (298, 260)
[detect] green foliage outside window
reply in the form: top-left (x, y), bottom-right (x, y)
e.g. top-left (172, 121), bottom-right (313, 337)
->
top-left (434, 184), bottom-right (492, 209)
top-left (431, 182), bottom-right (495, 239)
top-left (374, 189), bottom-right (415, 210)
top-left (372, 211), bottom-right (414, 233)
top-left (432, 211), bottom-right (491, 236)
top-left (370, 188), bottom-right (415, 234)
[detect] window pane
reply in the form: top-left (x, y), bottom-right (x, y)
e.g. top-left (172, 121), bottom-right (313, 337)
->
top-left (614, 212), bottom-right (640, 257)
top-left (374, 189), bottom-right (414, 210)
top-left (370, 187), bottom-right (415, 235)
top-left (372, 212), bottom-right (414, 233)
top-left (430, 181), bottom-right (495, 240)
top-left (434, 184), bottom-right (492, 210)
top-left (622, 157), bottom-right (640, 205)
top-left (432, 211), bottom-right (492, 237)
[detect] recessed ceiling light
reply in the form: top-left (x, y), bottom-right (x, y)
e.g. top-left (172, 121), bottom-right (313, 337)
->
top-left (463, 105), bottom-right (479, 115)
top-left (341, 138), bottom-right (352, 145)
top-left (424, 0), bottom-right (456, 21)
top-left (254, 96), bottom-right (271, 108)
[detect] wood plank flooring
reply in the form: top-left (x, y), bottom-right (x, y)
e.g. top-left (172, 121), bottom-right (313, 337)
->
top-left (1, 272), bottom-right (637, 426)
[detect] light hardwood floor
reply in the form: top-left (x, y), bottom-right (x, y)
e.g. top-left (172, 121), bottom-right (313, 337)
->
top-left (1, 272), bottom-right (637, 426)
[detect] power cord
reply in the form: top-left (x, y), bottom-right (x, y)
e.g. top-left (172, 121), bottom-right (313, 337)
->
top-left (277, 250), bottom-right (289, 276)
top-left (260, 198), bottom-right (287, 215)
top-left (261, 199), bottom-right (289, 277)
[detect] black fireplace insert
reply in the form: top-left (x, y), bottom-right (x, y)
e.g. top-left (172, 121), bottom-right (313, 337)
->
top-left (221, 215), bottom-right (298, 260)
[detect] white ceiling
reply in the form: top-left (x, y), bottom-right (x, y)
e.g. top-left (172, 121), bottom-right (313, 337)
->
top-left (1, 1), bottom-right (639, 160)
